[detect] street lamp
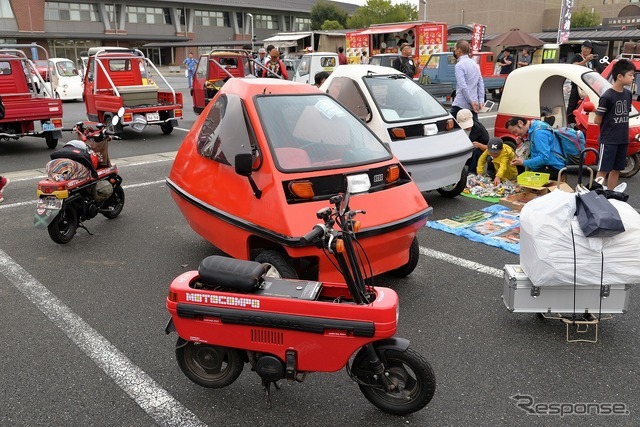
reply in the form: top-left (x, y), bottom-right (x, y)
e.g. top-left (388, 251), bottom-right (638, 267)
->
top-left (421, 0), bottom-right (427, 21)
top-left (246, 13), bottom-right (254, 52)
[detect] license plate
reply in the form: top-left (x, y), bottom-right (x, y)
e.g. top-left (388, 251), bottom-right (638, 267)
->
top-left (42, 122), bottom-right (55, 131)
top-left (146, 112), bottom-right (160, 121)
top-left (37, 197), bottom-right (63, 210)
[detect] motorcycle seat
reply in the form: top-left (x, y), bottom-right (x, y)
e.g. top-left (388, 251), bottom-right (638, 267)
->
top-left (198, 256), bottom-right (266, 292)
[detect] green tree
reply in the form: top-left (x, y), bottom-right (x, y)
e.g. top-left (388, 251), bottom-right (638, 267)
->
top-left (310, 0), bottom-right (348, 30)
top-left (571, 6), bottom-right (601, 29)
top-left (347, 0), bottom-right (417, 29)
top-left (321, 20), bottom-right (344, 30)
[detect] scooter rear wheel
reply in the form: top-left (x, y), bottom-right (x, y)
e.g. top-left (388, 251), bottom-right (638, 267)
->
top-left (353, 346), bottom-right (436, 415)
top-left (175, 338), bottom-right (244, 388)
top-left (47, 205), bottom-right (78, 244)
top-left (101, 186), bottom-right (125, 219)
top-left (255, 250), bottom-right (298, 279)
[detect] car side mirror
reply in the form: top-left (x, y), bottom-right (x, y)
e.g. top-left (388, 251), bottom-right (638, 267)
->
top-left (235, 153), bottom-right (262, 199)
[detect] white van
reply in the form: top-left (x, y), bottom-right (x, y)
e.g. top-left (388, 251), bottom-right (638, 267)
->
top-left (292, 52), bottom-right (338, 84)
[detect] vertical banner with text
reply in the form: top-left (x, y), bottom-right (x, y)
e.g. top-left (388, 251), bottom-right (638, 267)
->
top-left (557, 0), bottom-right (574, 44)
top-left (470, 23), bottom-right (486, 53)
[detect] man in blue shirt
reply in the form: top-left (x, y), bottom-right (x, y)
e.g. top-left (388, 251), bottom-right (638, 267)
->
top-left (451, 40), bottom-right (485, 122)
top-left (183, 52), bottom-right (198, 89)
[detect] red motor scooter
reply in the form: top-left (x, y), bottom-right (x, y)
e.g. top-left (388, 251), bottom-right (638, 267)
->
top-left (165, 190), bottom-right (436, 415)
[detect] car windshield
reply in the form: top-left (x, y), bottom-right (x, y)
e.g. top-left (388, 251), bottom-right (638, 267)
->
top-left (56, 60), bottom-right (78, 77)
top-left (256, 94), bottom-right (391, 172)
top-left (363, 74), bottom-right (449, 122)
top-left (583, 70), bottom-right (639, 117)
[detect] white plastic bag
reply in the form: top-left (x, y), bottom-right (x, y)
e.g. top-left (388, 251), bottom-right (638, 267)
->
top-left (520, 190), bottom-right (640, 286)
top-left (185, 69), bottom-right (189, 78)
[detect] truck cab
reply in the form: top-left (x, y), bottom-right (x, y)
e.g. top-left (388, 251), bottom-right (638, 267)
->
top-left (292, 52), bottom-right (337, 84)
top-left (0, 44), bottom-right (63, 148)
top-left (83, 47), bottom-right (182, 135)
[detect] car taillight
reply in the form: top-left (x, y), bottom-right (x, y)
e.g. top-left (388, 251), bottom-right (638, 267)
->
top-left (168, 291), bottom-right (178, 302)
top-left (52, 118), bottom-right (63, 128)
top-left (123, 113), bottom-right (133, 123)
top-left (174, 109), bottom-right (183, 118)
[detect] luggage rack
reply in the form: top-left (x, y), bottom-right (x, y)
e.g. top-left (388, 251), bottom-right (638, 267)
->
top-left (540, 313), bottom-right (614, 343)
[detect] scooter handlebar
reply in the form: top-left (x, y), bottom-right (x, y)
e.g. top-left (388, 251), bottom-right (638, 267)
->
top-left (300, 225), bottom-right (325, 245)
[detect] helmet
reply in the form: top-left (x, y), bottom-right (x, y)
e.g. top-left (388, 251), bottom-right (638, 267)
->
top-left (65, 140), bottom-right (88, 151)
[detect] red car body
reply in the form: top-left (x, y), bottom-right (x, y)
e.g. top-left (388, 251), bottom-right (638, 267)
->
top-left (167, 78), bottom-right (431, 282)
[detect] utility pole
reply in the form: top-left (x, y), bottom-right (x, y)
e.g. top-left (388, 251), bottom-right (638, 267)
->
top-left (246, 13), bottom-right (254, 52)
top-left (422, 0), bottom-right (427, 21)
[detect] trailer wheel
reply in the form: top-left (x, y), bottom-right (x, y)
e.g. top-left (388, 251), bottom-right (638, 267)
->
top-left (45, 133), bottom-right (58, 149)
top-left (161, 122), bottom-right (174, 135)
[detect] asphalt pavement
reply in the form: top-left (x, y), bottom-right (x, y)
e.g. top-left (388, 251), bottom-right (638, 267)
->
top-left (0, 82), bottom-right (639, 426)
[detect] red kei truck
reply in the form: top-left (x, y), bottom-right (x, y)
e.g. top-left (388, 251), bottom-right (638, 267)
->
top-left (192, 49), bottom-right (255, 114)
top-left (346, 22), bottom-right (447, 77)
top-left (83, 47), bottom-right (183, 135)
top-left (0, 44), bottom-right (63, 148)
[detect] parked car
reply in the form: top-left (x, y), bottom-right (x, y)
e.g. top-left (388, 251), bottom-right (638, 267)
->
top-left (494, 63), bottom-right (640, 177)
top-left (283, 58), bottom-right (300, 80)
top-left (321, 64), bottom-right (473, 197)
top-left (46, 58), bottom-right (83, 101)
top-left (292, 52), bottom-right (337, 84)
top-left (166, 78), bottom-right (431, 282)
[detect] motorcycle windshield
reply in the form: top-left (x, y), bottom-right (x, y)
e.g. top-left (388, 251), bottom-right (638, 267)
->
top-left (255, 94), bottom-right (391, 172)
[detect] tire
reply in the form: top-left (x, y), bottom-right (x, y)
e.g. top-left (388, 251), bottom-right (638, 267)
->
top-left (387, 236), bottom-right (419, 278)
top-left (619, 153), bottom-right (640, 178)
top-left (101, 186), bottom-right (125, 219)
top-left (491, 88), bottom-right (502, 102)
top-left (353, 346), bottom-right (436, 416)
top-left (436, 165), bottom-right (468, 198)
top-left (47, 205), bottom-right (78, 244)
top-left (175, 338), bottom-right (244, 388)
top-left (255, 250), bottom-right (298, 279)
top-left (161, 122), bottom-right (174, 135)
top-left (45, 133), bottom-right (58, 149)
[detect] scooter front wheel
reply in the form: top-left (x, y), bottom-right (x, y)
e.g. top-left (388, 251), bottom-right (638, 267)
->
top-left (47, 205), bottom-right (78, 244)
top-left (175, 338), bottom-right (244, 388)
top-left (352, 346), bottom-right (436, 415)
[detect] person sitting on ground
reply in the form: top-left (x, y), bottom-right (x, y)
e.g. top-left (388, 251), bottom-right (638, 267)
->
top-left (477, 138), bottom-right (518, 186)
top-left (506, 116), bottom-right (565, 180)
top-left (457, 108), bottom-right (490, 174)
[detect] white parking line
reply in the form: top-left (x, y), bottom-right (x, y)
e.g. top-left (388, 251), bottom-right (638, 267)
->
top-left (419, 246), bottom-right (503, 278)
top-left (175, 127), bottom-right (191, 132)
top-left (0, 249), bottom-right (207, 427)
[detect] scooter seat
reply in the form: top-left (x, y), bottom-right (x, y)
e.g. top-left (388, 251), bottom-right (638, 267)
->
top-left (198, 256), bottom-right (266, 292)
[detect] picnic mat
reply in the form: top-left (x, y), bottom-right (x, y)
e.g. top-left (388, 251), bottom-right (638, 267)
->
top-left (427, 204), bottom-right (520, 254)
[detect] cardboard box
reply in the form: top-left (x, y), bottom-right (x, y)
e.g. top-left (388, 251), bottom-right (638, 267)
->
top-left (499, 192), bottom-right (539, 211)
top-left (521, 180), bottom-right (558, 195)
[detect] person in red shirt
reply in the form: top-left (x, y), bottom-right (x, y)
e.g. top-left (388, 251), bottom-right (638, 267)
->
top-left (262, 45), bottom-right (288, 79)
top-left (338, 46), bottom-right (347, 65)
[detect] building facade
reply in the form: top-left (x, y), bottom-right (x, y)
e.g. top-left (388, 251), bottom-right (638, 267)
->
top-left (0, 0), bottom-right (356, 65)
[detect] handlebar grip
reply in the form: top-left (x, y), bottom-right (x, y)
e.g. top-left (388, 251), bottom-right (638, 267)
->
top-left (300, 225), bottom-right (324, 245)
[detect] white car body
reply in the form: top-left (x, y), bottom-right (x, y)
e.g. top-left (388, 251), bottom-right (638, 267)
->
top-left (320, 64), bottom-right (473, 195)
top-left (46, 58), bottom-right (84, 101)
top-left (292, 52), bottom-right (338, 84)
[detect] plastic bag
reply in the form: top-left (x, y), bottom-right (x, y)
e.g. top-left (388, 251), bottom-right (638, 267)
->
top-left (576, 190), bottom-right (625, 237)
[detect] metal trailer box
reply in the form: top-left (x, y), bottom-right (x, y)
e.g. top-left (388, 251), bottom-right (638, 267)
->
top-left (502, 264), bottom-right (630, 314)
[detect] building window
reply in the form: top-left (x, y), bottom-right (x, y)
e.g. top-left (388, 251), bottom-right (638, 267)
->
top-left (125, 6), bottom-right (171, 25)
top-left (194, 10), bottom-right (229, 27)
top-left (255, 14), bottom-right (279, 30)
top-left (45, 2), bottom-right (100, 22)
top-left (293, 17), bottom-right (311, 32)
top-left (0, 0), bottom-right (14, 18)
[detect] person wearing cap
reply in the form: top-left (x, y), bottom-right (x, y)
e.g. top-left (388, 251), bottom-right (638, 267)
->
top-left (477, 137), bottom-right (518, 186)
top-left (567, 40), bottom-right (599, 124)
top-left (506, 116), bottom-right (566, 180)
top-left (255, 48), bottom-right (267, 76)
top-left (392, 43), bottom-right (415, 77)
top-left (457, 108), bottom-right (490, 174)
